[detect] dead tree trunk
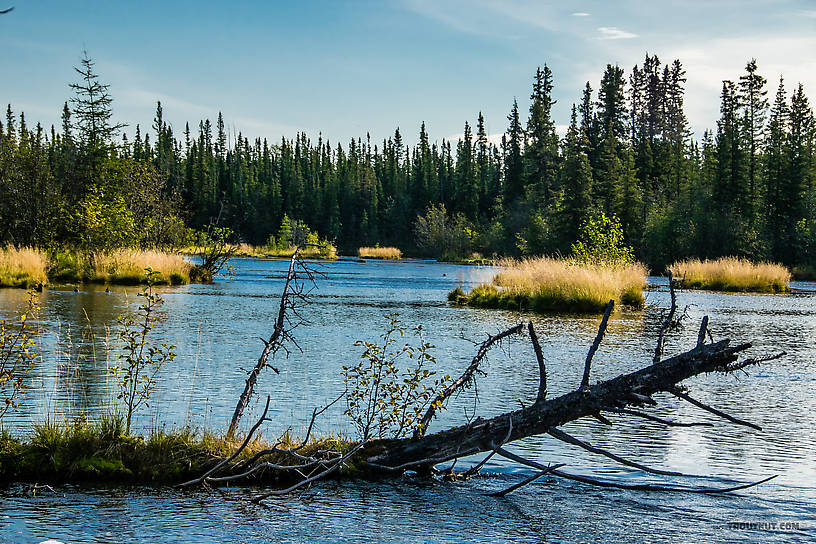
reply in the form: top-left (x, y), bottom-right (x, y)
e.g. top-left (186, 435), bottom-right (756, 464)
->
top-left (226, 247), bottom-right (303, 438)
top-left (363, 338), bottom-right (753, 471)
top-left (194, 275), bottom-right (782, 500)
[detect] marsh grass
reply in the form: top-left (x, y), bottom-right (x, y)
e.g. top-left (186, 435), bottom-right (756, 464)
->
top-left (1, 248), bottom-right (193, 287)
top-left (0, 247), bottom-right (48, 288)
top-left (669, 257), bottom-right (790, 293)
top-left (0, 414), bottom-right (354, 484)
top-left (182, 242), bottom-right (338, 260)
top-left (358, 246), bottom-right (402, 260)
top-left (450, 257), bottom-right (646, 314)
top-left (91, 249), bottom-right (192, 285)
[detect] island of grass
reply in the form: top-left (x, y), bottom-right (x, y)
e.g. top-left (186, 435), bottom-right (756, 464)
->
top-left (0, 417), bottom-right (353, 485)
top-left (357, 246), bottom-right (402, 260)
top-left (449, 257), bottom-right (646, 314)
top-left (1, 247), bottom-right (193, 288)
top-left (180, 242), bottom-right (338, 261)
top-left (669, 257), bottom-right (790, 293)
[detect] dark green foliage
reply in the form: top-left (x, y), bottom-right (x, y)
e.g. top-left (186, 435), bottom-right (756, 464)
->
top-left (1, 52), bottom-right (815, 271)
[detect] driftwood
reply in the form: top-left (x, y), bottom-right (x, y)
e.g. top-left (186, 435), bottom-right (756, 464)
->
top-left (191, 269), bottom-right (782, 502)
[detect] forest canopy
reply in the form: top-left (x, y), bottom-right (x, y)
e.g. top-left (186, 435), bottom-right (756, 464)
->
top-left (1, 52), bottom-right (815, 272)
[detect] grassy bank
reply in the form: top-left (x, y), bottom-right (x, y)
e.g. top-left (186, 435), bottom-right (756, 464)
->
top-left (358, 246), bottom-right (402, 260)
top-left (0, 247), bottom-right (48, 288)
top-left (0, 417), bottom-right (353, 485)
top-left (450, 257), bottom-right (646, 314)
top-left (0, 247), bottom-right (192, 287)
top-left (669, 257), bottom-right (790, 293)
top-left (50, 249), bottom-right (192, 285)
top-left (181, 243), bottom-right (337, 260)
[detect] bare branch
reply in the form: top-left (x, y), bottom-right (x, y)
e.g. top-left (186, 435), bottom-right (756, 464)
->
top-left (696, 316), bottom-right (709, 347)
top-left (252, 439), bottom-right (370, 501)
top-left (546, 427), bottom-right (691, 477)
top-left (463, 416), bottom-right (513, 478)
top-left (528, 322), bottom-right (547, 402)
top-left (496, 447), bottom-right (776, 494)
top-left (603, 408), bottom-right (713, 427)
top-left (581, 300), bottom-right (614, 389)
top-left (670, 388), bottom-right (762, 431)
top-left (180, 395), bottom-right (272, 487)
top-left (487, 463), bottom-right (566, 497)
top-left (228, 247), bottom-right (307, 438)
top-left (414, 323), bottom-right (525, 437)
top-left (654, 271), bottom-right (677, 363)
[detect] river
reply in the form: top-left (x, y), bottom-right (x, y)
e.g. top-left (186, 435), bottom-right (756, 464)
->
top-left (1, 258), bottom-right (814, 543)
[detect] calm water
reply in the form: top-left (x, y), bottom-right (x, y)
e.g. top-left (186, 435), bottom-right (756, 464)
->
top-left (1, 258), bottom-right (814, 543)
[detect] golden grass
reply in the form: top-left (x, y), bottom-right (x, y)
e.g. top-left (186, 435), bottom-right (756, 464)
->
top-left (0, 247), bottom-right (48, 288)
top-left (450, 257), bottom-right (647, 314)
top-left (181, 243), bottom-right (338, 260)
top-left (358, 246), bottom-right (402, 260)
top-left (91, 249), bottom-right (192, 285)
top-left (669, 257), bottom-right (790, 293)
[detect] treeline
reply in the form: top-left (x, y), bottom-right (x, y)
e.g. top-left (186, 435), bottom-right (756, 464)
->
top-left (1, 52), bottom-right (815, 271)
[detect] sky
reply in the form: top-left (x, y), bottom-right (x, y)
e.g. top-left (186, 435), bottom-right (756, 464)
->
top-left (2, 0), bottom-right (816, 147)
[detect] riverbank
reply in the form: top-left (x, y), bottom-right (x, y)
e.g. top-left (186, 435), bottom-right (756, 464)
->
top-left (0, 418), bottom-right (352, 486)
top-left (450, 257), bottom-right (646, 314)
top-left (669, 257), bottom-right (790, 293)
top-left (180, 243), bottom-right (337, 260)
top-left (0, 247), bottom-right (192, 288)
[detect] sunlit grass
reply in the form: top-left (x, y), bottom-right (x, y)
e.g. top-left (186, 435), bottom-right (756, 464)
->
top-left (358, 246), bottom-right (402, 260)
top-left (91, 249), bottom-right (192, 285)
top-left (0, 247), bottom-right (48, 288)
top-left (181, 243), bottom-right (338, 260)
top-left (669, 257), bottom-right (790, 293)
top-left (0, 415), bottom-right (355, 484)
top-left (450, 257), bottom-right (646, 314)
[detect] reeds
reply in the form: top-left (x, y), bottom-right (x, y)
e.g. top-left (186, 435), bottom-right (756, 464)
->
top-left (90, 249), bottom-right (192, 285)
top-left (0, 247), bottom-right (48, 288)
top-left (0, 417), bottom-right (353, 484)
top-left (451, 257), bottom-right (647, 314)
top-left (358, 246), bottom-right (402, 260)
top-left (669, 257), bottom-right (790, 293)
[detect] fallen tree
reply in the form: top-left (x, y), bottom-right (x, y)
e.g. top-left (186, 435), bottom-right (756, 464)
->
top-left (185, 267), bottom-right (784, 501)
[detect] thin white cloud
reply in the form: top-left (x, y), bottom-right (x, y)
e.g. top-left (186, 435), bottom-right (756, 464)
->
top-left (404, 0), bottom-right (563, 35)
top-left (801, 10), bottom-right (816, 18)
top-left (571, 12), bottom-right (590, 17)
top-left (597, 27), bottom-right (638, 40)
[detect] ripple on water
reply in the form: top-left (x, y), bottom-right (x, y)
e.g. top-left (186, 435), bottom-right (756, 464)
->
top-left (0, 264), bottom-right (814, 543)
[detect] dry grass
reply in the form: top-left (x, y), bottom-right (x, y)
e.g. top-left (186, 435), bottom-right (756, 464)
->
top-left (669, 257), bottom-right (790, 293)
top-left (0, 247), bottom-right (48, 288)
top-left (358, 246), bottom-right (402, 260)
top-left (182, 243), bottom-right (338, 260)
top-left (451, 257), bottom-right (646, 314)
top-left (91, 249), bottom-right (192, 285)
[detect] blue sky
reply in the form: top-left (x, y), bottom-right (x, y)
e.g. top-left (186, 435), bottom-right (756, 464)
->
top-left (2, 0), bottom-right (816, 146)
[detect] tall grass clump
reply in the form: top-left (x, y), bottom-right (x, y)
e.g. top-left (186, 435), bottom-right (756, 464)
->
top-left (91, 249), bottom-right (192, 285)
top-left (451, 257), bottom-right (646, 314)
top-left (0, 247), bottom-right (48, 288)
top-left (358, 246), bottom-right (402, 260)
top-left (669, 257), bottom-right (790, 293)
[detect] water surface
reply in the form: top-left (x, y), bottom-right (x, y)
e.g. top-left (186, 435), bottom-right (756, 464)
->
top-left (1, 259), bottom-right (814, 543)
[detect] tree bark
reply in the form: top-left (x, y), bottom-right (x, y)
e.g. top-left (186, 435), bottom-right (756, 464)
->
top-left (363, 339), bottom-right (751, 471)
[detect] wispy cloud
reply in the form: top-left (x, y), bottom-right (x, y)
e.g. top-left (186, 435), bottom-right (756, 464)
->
top-left (403, 0), bottom-right (563, 36)
top-left (571, 12), bottom-right (590, 17)
top-left (597, 26), bottom-right (638, 40)
top-left (801, 10), bottom-right (816, 18)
